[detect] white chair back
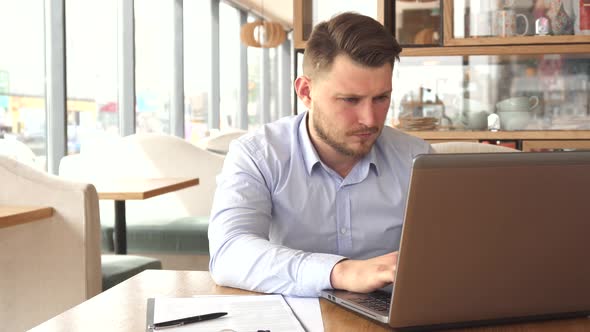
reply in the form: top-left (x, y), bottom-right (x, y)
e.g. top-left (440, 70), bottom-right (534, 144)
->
top-left (199, 129), bottom-right (247, 155)
top-left (0, 156), bottom-right (101, 331)
top-left (59, 134), bottom-right (225, 225)
top-left (0, 138), bottom-right (42, 169)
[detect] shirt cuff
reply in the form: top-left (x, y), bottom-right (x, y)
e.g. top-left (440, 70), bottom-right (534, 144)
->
top-left (298, 253), bottom-right (347, 297)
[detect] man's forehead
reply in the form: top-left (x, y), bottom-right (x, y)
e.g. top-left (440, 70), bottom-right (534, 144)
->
top-left (315, 61), bottom-right (392, 93)
top-left (306, 54), bottom-right (368, 78)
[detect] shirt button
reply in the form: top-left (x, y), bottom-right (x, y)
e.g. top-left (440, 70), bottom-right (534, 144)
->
top-left (340, 227), bottom-right (347, 234)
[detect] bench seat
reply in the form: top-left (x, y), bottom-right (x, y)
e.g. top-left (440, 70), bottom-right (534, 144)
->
top-left (101, 216), bottom-right (210, 255)
top-left (101, 255), bottom-right (162, 290)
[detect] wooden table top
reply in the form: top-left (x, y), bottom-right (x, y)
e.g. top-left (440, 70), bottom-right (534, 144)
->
top-left (31, 270), bottom-right (590, 332)
top-left (95, 177), bottom-right (199, 200)
top-left (0, 206), bottom-right (53, 229)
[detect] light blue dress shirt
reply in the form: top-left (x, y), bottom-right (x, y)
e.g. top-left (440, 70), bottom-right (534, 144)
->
top-left (208, 112), bottom-right (432, 296)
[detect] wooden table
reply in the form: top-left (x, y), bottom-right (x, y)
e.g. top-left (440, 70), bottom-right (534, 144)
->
top-left (31, 270), bottom-right (590, 332)
top-left (95, 177), bottom-right (199, 254)
top-left (0, 205), bottom-right (53, 229)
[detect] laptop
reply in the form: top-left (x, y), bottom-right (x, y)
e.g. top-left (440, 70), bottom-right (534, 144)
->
top-left (321, 151), bottom-right (590, 330)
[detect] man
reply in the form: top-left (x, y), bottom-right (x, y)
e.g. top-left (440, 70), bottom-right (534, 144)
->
top-left (208, 12), bottom-right (432, 297)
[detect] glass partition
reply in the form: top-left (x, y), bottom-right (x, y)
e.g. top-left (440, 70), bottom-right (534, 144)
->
top-left (391, 53), bottom-right (590, 131)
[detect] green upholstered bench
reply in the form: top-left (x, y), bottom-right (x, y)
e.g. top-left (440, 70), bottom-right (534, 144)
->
top-left (101, 216), bottom-right (210, 255)
top-left (126, 216), bottom-right (210, 254)
top-left (101, 225), bottom-right (115, 253)
top-left (101, 255), bottom-right (162, 291)
top-left (100, 223), bottom-right (178, 291)
top-left (99, 216), bottom-right (208, 289)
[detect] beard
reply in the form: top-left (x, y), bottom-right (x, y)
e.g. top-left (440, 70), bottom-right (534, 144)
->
top-left (311, 104), bottom-right (381, 158)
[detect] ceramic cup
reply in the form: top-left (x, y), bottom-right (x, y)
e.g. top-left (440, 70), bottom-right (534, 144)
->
top-left (496, 96), bottom-right (540, 112)
top-left (499, 111), bottom-right (532, 130)
top-left (493, 10), bottom-right (529, 36)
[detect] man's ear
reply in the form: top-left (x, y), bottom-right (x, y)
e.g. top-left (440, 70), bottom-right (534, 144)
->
top-left (294, 76), bottom-right (312, 110)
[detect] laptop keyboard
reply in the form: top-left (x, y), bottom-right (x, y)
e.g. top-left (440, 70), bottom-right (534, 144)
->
top-left (350, 291), bottom-right (391, 313)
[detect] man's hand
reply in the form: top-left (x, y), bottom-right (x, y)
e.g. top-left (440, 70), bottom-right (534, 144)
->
top-left (329, 251), bottom-right (398, 293)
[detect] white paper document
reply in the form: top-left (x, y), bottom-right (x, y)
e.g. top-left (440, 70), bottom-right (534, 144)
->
top-left (284, 297), bottom-right (324, 332)
top-left (148, 295), bottom-right (305, 332)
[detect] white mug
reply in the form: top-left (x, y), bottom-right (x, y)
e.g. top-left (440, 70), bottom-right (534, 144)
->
top-left (496, 96), bottom-right (540, 112)
top-left (493, 10), bottom-right (529, 36)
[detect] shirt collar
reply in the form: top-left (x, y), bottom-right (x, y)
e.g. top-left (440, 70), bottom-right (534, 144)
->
top-left (298, 112), bottom-right (322, 175)
top-left (365, 143), bottom-right (380, 176)
top-left (298, 111), bottom-right (381, 177)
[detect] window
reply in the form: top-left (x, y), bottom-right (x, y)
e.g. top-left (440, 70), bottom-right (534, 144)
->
top-left (219, 2), bottom-right (241, 131)
top-left (247, 15), bottom-right (262, 130)
top-left (135, 0), bottom-right (174, 134)
top-left (66, 0), bottom-right (118, 154)
top-left (184, 0), bottom-right (211, 143)
top-left (269, 47), bottom-right (279, 122)
top-left (1, 0), bottom-right (294, 171)
top-left (0, 0), bottom-right (47, 169)
top-left (295, 50), bottom-right (305, 114)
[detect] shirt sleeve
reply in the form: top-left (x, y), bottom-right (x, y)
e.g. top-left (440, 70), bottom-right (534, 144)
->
top-left (208, 139), bottom-right (345, 297)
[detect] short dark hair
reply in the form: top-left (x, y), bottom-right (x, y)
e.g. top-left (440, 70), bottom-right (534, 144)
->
top-left (303, 12), bottom-right (402, 78)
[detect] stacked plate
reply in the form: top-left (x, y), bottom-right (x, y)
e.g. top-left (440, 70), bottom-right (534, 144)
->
top-left (397, 116), bottom-right (439, 131)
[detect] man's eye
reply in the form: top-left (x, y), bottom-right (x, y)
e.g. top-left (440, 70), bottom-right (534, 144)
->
top-left (374, 96), bottom-right (390, 102)
top-left (341, 98), bottom-right (359, 104)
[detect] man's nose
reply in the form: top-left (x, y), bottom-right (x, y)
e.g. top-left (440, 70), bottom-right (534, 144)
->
top-left (357, 101), bottom-right (377, 127)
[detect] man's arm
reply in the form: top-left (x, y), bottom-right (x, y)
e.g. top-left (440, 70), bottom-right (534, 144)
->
top-left (208, 141), bottom-right (345, 297)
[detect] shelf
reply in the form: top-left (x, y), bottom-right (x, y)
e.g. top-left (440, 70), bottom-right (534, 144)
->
top-left (294, 0), bottom-right (590, 56)
top-left (401, 130), bottom-right (590, 140)
top-left (522, 140), bottom-right (590, 151)
top-left (441, 0), bottom-right (590, 48)
top-left (445, 35), bottom-right (590, 47)
top-left (400, 44), bottom-right (590, 57)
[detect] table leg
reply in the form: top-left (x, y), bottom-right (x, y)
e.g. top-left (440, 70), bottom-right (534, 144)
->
top-left (114, 200), bottom-right (127, 255)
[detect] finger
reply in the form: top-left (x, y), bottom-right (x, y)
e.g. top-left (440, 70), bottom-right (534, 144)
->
top-left (375, 263), bottom-right (396, 283)
top-left (375, 252), bottom-right (398, 265)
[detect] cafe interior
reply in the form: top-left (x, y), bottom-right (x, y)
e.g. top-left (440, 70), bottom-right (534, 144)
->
top-left (1, 0), bottom-right (590, 331)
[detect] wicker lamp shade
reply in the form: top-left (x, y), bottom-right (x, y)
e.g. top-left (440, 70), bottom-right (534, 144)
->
top-left (240, 20), bottom-right (286, 48)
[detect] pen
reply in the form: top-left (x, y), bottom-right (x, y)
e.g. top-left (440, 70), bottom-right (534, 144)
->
top-left (151, 312), bottom-right (228, 330)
